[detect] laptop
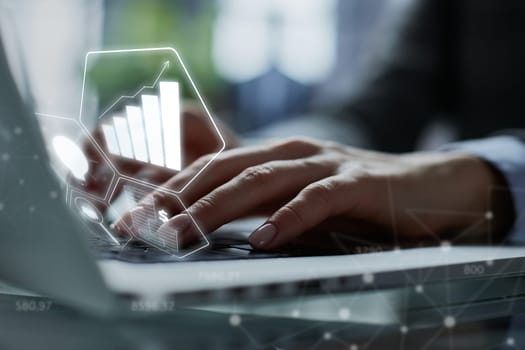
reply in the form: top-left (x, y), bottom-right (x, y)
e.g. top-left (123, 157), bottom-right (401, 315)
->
top-left (1, 43), bottom-right (525, 327)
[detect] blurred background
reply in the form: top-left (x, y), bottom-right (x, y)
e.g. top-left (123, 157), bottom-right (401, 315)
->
top-left (0, 0), bottom-right (394, 136)
top-left (3, 0), bottom-right (463, 153)
top-left (101, 0), bottom-right (393, 133)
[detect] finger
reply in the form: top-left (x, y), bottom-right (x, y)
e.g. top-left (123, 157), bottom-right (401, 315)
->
top-left (119, 139), bottom-right (321, 225)
top-left (249, 175), bottom-right (364, 250)
top-left (84, 127), bottom-right (105, 164)
top-left (176, 139), bottom-right (321, 202)
top-left (83, 128), bottom-right (106, 189)
top-left (111, 167), bottom-right (176, 205)
top-left (158, 157), bottom-right (334, 244)
top-left (135, 166), bottom-right (176, 186)
top-left (84, 155), bottom-right (147, 199)
top-left (112, 157), bottom-right (145, 175)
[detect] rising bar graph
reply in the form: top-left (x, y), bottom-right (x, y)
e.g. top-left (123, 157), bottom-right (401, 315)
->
top-left (101, 81), bottom-right (182, 171)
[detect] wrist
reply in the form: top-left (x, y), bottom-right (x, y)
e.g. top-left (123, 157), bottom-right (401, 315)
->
top-left (425, 152), bottom-right (514, 241)
top-left (395, 152), bottom-right (513, 241)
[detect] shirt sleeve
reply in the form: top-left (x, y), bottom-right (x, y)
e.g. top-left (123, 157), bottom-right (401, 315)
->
top-left (441, 136), bottom-right (525, 243)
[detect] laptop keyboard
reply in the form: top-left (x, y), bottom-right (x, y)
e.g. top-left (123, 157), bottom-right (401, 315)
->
top-left (88, 232), bottom-right (285, 263)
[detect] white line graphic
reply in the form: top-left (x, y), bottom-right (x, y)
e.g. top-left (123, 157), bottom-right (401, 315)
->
top-left (126, 106), bottom-right (149, 162)
top-left (98, 60), bottom-right (170, 120)
top-left (101, 124), bottom-right (121, 155)
top-left (159, 81), bottom-right (182, 171)
top-left (79, 47), bottom-right (227, 195)
top-left (142, 95), bottom-right (165, 167)
top-left (113, 116), bottom-right (134, 159)
top-left (101, 81), bottom-right (182, 171)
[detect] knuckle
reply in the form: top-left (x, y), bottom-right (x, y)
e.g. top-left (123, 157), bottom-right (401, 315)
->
top-left (304, 182), bottom-right (331, 198)
top-left (194, 153), bottom-right (214, 169)
top-left (302, 181), bottom-right (336, 207)
top-left (239, 164), bottom-right (274, 185)
top-left (193, 195), bottom-right (216, 213)
top-left (151, 191), bottom-right (168, 207)
top-left (140, 191), bottom-right (171, 211)
top-left (278, 205), bottom-right (306, 226)
top-left (272, 137), bottom-right (321, 153)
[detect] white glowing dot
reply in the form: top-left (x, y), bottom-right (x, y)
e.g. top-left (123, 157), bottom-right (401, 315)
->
top-left (485, 211), bottom-right (493, 220)
top-left (291, 309), bottom-right (300, 318)
top-left (362, 273), bottom-right (374, 284)
top-left (338, 307), bottom-right (351, 320)
top-left (350, 345), bottom-right (358, 350)
top-left (50, 191), bottom-right (58, 199)
top-left (28, 206), bottom-right (35, 213)
top-left (80, 204), bottom-right (99, 221)
top-left (444, 316), bottom-right (455, 328)
top-left (486, 259), bottom-right (494, 267)
top-left (33, 154), bottom-right (39, 160)
top-left (229, 314), bottom-right (241, 327)
top-left (441, 241), bottom-right (451, 252)
top-left (400, 325), bottom-right (408, 334)
top-left (323, 332), bottom-right (332, 340)
top-left (506, 337), bottom-right (515, 346)
top-left (52, 136), bottom-right (89, 181)
top-left (415, 285), bottom-right (423, 293)
top-left (2, 153), bottom-right (10, 161)
top-left (14, 127), bottom-right (22, 135)
top-left (19, 179), bottom-right (25, 186)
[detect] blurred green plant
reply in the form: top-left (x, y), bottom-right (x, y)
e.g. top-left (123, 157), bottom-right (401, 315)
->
top-left (88, 0), bottom-right (223, 110)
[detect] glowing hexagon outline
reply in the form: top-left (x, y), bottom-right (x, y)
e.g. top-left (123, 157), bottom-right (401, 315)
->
top-left (78, 47), bottom-right (226, 196)
top-left (108, 177), bottom-right (210, 259)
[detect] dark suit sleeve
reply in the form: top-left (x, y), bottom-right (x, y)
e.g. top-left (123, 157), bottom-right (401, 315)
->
top-left (339, 0), bottom-right (458, 152)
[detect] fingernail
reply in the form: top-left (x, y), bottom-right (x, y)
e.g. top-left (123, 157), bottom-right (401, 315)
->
top-left (249, 223), bottom-right (277, 248)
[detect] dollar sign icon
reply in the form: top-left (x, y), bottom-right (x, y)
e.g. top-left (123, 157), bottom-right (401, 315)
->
top-left (158, 209), bottom-right (169, 223)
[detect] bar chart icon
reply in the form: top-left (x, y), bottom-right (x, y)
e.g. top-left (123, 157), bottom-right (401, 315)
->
top-left (101, 81), bottom-right (182, 171)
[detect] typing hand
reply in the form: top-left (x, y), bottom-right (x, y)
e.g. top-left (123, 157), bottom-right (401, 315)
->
top-left (114, 137), bottom-right (512, 250)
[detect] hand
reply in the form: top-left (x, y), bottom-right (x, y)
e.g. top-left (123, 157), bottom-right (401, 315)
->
top-left (82, 103), bottom-right (239, 196)
top-left (115, 138), bottom-right (514, 250)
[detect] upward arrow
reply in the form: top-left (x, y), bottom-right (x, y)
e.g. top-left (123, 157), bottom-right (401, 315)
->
top-left (98, 60), bottom-right (172, 120)
top-left (153, 60), bottom-right (170, 86)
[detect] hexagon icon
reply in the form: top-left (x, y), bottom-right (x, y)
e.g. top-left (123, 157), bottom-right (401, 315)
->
top-left (78, 47), bottom-right (225, 195)
top-left (108, 178), bottom-right (209, 258)
top-left (69, 190), bottom-right (120, 247)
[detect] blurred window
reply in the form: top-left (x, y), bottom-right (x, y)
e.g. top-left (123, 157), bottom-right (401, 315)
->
top-left (0, 0), bottom-right (102, 118)
top-left (212, 0), bottom-right (337, 85)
